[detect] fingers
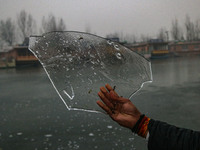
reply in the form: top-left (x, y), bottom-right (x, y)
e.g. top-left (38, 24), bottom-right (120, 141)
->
top-left (99, 83), bottom-right (125, 104)
top-left (105, 83), bottom-right (113, 91)
top-left (96, 100), bottom-right (112, 115)
top-left (100, 86), bottom-right (111, 100)
top-left (98, 91), bottom-right (114, 109)
top-left (110, 91), bottom-right (129, 103)
top-left (97, 84), bottom-right (128, 115)
top-left (105, 83), bottom-right (119, 97)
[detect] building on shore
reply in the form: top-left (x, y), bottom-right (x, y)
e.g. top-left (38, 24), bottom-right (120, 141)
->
top-left (0, 46), bottom-right (39, 68)
top-left (0, 37), bottom-right (40, 68)
top-left (169, 41), bottom-right (200, 56)
top-left (125, 39), bottom-right (169, 59)
top-left (126, 40), bottom-right (200, 59)
top-left (1, 39), bottom-right (200, 69)
top-left (8, 46), bottom-right (39, 66)
top-left (0, 47), bottom-right (16, 68)
top-left (125, 42), bottom-right (151, 59)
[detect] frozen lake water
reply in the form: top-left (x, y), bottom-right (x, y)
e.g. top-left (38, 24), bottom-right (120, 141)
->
top-left (0, 56), bottom-right (200, 150)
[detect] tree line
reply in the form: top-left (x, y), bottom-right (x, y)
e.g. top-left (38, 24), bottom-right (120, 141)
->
top-left (0, 10), bottom-right (200, 47)
top-left (0, 10), bottom-right (67, 47)
top-left (107, 15), bottom-right (200, 43)
top-left (160, 15), bottom-right (200, 42)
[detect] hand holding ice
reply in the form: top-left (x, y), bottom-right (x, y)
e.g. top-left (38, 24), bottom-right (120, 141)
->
top-left (28, 31), bottom-right (152, 113)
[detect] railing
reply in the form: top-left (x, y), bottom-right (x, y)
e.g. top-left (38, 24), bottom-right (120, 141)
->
top-left (152, 50), bottom-right (169, 54)
top-left (16, 56), bottom-right (38, 61)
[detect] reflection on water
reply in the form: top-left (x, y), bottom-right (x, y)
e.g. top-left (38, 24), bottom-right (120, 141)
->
top-left (151, 57), bottom-right (200, 87)
top-left (0, 57), bottom-right (200, 150)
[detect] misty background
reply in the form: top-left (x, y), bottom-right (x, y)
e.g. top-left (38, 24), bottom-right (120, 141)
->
top-left (0, 0), bottom-right (200, 48)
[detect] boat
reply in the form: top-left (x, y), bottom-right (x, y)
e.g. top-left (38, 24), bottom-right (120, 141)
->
top-left (148, 39), bottom-right (169, 59)
top-left (125, 39), bottom-right (169, 59)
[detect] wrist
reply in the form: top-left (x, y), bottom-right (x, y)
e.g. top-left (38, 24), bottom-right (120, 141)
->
top-left (132, 114), bottom-right (150, 138)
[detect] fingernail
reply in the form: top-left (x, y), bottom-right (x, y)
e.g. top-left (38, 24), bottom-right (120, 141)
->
top-left (107, 84), bottom-right (112, 88)
top-left (98, 92), bottom-right (102, 96)
top-left (101, 87), bottom-right (107, 93)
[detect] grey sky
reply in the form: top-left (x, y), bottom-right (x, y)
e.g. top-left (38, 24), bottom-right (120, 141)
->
top-left (0, 0), bottom-right (200, 38)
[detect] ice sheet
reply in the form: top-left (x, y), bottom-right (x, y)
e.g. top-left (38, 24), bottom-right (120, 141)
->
top-left (29, 31), bottom-right (152, 113)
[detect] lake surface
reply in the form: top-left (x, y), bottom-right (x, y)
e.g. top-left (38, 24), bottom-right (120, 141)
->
top-left (0, 56), bottom-right (200, 150)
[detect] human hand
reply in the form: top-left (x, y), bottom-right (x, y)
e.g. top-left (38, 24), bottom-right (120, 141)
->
top-left (96, 84), bottom-right (142, 129)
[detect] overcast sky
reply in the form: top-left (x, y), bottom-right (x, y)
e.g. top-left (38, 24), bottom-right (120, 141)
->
top-left (0, 0), bottom-right (200, 39)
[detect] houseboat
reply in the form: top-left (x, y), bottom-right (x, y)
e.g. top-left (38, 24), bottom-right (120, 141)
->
top-left (169, 41), bottom-right (200, 56)
top-left (149, 39), bottom-right (169, 59)
top-left (0, 49), bottom-right (16, 68)
top-left (126, 39), bottom-right (169, 59)
top-left (8, 46), bottom-right (39, 66)
top-left (126, 43), bottom-right (151, 59)
top-left (0, 46), bottom-right (39, 68)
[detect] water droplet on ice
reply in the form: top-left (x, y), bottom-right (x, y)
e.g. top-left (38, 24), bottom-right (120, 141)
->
top-left (128, 137), bottom-right (135, 141)
top-left (45, 134), bottom-right (53, 138)
top-left (82, 129), bottom-right (86, 132)
top-left (107, 40), bottom-right (113, 45)
top-left (107, 125), bottom-right (113, 129)
top-left (94, 146), bottom-right (98, 149)
top-left (9, 134), bottom-right (13, 138)
top-left (31, 138), bottom-right (35, 142)
top-left (89, 133), bottom-right (94, 136)
top-left (79, 37), bottom-right (83, 41)
top-left (90, 54), bottom-right (95, 58)
top-left (17, 132), bottom-right (23, 136)
top-left (114, 44), bottom-right (120, 50)
top-left (115, 52), bottom-right (122, 59)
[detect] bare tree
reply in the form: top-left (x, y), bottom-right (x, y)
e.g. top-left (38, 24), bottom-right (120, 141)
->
top-left (171, 18), bottom-right (183, 41)
top-left (41, 14), bottom-right (66, 33)
top-left (0, 18), bottom-right (15, 46)
top-left (132, 34), bottom-right (138, 43)
top-left (106, 32), bottom-right (119, 38)
top-left (123, 34), bottom-right (137, 43)
top-left (185, 15), bottom-right (195, 41)
top-left (140, 34), bottom-right (151, 43)
top-left (17, 10), bottom-right (36, 41)
top-left (157, 28), bottom-right (168, 41)
top-left (128, 34), bottom-right (137, 43)
top-left (57, 18), bottom-right (66, 31)
top-left (0, 39), bottom-right (3, 50)
top-left (41, 14), bottom-right (56, 33)
top-left (194, 19), bottom-right (200, 40)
